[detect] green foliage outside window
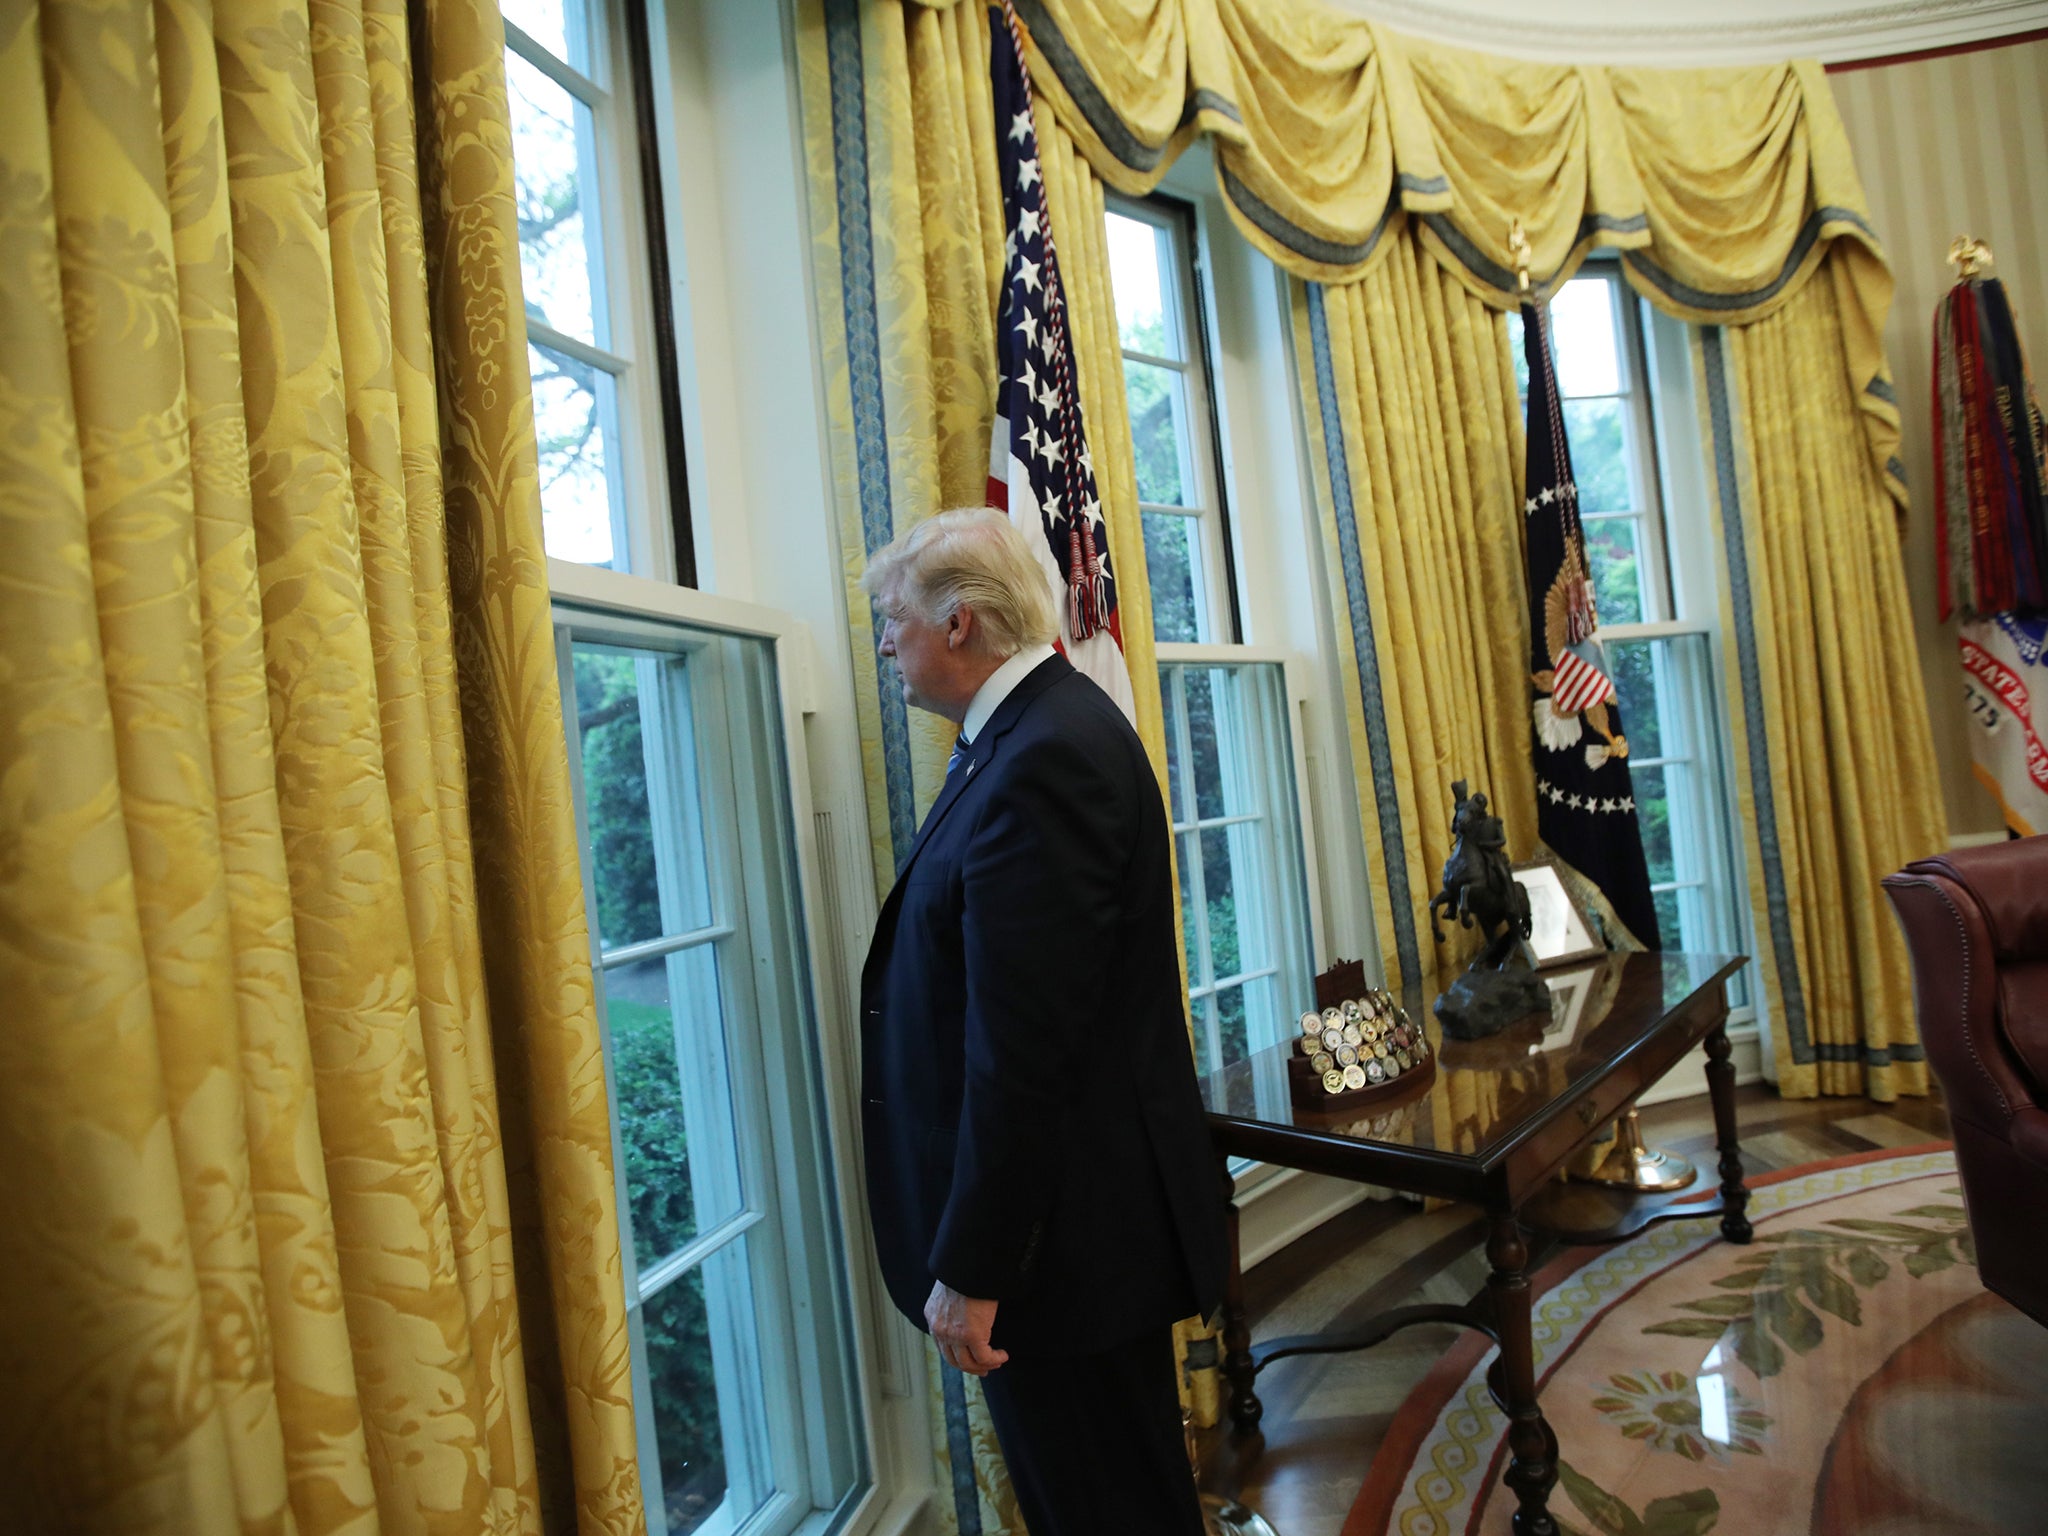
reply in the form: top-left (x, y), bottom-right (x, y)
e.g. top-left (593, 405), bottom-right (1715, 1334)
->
top-left (573, 651), bottom-right (724, 1531)
top-left (575, 652), bottom-right (663, 947)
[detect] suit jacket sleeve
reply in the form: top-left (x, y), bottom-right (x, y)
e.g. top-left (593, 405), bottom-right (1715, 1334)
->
top-left (927, 728), bottom-right (1133, 1299)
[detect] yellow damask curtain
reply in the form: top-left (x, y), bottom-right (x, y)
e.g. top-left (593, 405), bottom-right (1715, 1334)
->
top-left (0, 0), bottom-right (639, 1530)
top-left (1290, 228), bottom-right (1534, 991)
top-left (1693, 279), bottom-right (1944, 1100)
top-left (944, 1), bottom-right (1904, 503)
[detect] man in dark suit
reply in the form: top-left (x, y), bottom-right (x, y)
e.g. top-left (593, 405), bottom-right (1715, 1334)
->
top-left (858, 507), bottom-right (1227, 1535)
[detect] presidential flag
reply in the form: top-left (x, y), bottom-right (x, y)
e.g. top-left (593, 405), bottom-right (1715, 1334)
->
top-left (986, 1), bottom-right (1136, 722)
top-left (1521, 301), bottom-right (1662, 949)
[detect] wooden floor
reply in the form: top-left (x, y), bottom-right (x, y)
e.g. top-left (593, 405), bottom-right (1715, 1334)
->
top-left (1191, 1084), bottom-right (1955, 1536)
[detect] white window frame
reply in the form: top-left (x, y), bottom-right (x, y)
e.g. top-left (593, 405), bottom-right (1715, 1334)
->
top-left (1576, 273), bottom-right (1757, 1025)
top-left (1106, 193), bottom-right (1237, 644)
top-left (549, 559), bottom-right (868, 1536)
top-left (1552, 264), bottom-right (1677, 627)
top-left (1156, 643), bottom-right (1323, 1073)
top-left (503, 0), bottom-right (682, 580)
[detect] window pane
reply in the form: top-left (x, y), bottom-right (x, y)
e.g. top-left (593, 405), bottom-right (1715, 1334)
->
top-left (1177, 830), bottom-right (1204, 984)
top-left (1183, 667), bottom-right (1225, 820)
top-left (1160, 672), bottom-right (1187, 822)
top-left (1107, 212), bottom-right (1177, 358)
top-left (1632, 762), bottom-right (1675, 885)
top-left (1237, 973), bottom-right (1279, 1060)
top-left (501, 0), bottom-right (590, 72)
top-left (641, 1240), bottom-right (771, 1536)
top-left (1143, 511), bottom-right (1203, 645)
top-left (1585, 516), bottom-right (1646, 626)
top-left (1214, 983), bottom-right (1248, 1069)
top-left (531, 342), bottom-right (623, 566)
top-left (506, 50), bottom-right (605, 346)
top-left (575, 649), bottom-right (661, 947)
top-left (1200, 824), bottom-right (1241, 979)
top-left (642, 1267), bottom-right (722, 1534)
top-left (1605, 639), bottom-right (1664, 760)
top-left (1507, 307), bottom-right (1531, 398)
top-left (1653, 887), bottom-right (1683, 953)
top-left (1562, 397), bottom-right (1630, 513)
top-left (1549, 278), bottom-right (1622, 397)
top-left (606, 950), bottom-right (745, 1271)
top-left (606, 958), bottom-right (696, 1267)
top-left (1126, 360), bottom-right (1190, 505)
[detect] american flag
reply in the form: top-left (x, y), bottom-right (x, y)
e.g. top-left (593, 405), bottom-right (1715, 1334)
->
top-left (986, 1), bottom-right (1136, 722)
top-left (1521, 301), bottom-right (1661, 948)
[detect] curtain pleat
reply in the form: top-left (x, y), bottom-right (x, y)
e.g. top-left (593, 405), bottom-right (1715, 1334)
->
top-left (0, 0), bottom-right (642, 1529)
top-left (1292, 233), bottom-right (1533, 991)
top-left (1700, 278), bottom-right (1945, 1101)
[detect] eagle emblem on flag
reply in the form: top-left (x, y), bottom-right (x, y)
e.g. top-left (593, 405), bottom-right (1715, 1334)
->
top-left (1531, 539), bottom-right (1628, 770)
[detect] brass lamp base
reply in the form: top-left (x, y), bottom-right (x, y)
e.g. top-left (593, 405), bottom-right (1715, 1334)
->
top-left (1202, 1493), bottom-right (1281, 1536)
top-left (1579, 1107), bottom-right (1695, 1192)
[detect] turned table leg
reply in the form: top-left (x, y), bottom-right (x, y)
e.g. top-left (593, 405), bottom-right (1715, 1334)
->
top-left (1486, 1211), bottom-right (1559, 1536)
top-left (1217, 1150), bottom-right (1262, 1434)
top-left (1704, 1022), bottom-right (1754, 1244)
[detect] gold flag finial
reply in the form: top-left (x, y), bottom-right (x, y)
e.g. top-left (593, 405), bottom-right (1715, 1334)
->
top-left (1508, 218), bottom-right (1533, 296)
top-left (1947, 235), bottom-right (1993, 280)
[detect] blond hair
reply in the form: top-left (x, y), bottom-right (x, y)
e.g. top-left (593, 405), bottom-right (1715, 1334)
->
top-left (860, 507), bottom-right (1060, 658)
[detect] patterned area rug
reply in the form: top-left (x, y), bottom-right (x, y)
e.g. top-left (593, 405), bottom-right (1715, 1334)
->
top-left (1344, 1145), bottom-right (2047, 1536)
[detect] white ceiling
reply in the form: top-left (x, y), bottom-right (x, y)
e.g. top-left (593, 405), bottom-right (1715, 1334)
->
top-left (1327, 0), bottom-right (2048, 67)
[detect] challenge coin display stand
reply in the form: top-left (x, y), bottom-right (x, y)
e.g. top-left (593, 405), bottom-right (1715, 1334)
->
top-left (1286, 957), bottom-right (1434, 1111)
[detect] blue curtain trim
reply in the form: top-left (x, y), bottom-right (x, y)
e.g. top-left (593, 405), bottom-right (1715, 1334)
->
top-left (1624, 206), bottom-right (1878, 314)
top-left (824, 0), bottom-right (919, 871)
top-left (938, 1361), bottom-right (984, 1536)
top-left (1224, 169), bottom-right (1396, 270)
top-left (1421, 210), bottom-right (1649, 299)
top-left (1307, 283), bottom-right (1422, 994)
top-left (1011, 0), bottom-right (1242, 177)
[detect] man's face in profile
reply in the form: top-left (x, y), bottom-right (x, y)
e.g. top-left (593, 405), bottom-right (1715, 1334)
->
top-left (877, 590), bottom-right (957, 716)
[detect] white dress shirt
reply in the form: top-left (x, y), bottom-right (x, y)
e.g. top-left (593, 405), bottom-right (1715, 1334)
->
top-left (961, 643), bottom-right (1057, 745)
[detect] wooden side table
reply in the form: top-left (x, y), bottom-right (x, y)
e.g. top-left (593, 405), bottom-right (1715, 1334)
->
top-left (1194, 952), bottom-right (1751, 1536)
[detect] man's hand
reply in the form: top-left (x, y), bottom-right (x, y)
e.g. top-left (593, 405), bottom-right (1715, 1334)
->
top-left (925, 1281), bottom-right (1008, 1376)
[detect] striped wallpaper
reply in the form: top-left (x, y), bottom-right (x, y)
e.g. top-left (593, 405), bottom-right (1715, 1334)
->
top-left (1831, 39), bottom-right (2048, 837)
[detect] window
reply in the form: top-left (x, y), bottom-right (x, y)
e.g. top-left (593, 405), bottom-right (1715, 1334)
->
top-left (1108, 193), bottom-right (1318, 1070)
top-left (555, 587), bottom-right (862, 1536)
top-left (1508, 272), bottom-right (1673, 625)
top-left (1106, 196), bottom-right (1235, 643)
top-left (1510, 270), bottom-right (1748, 992)
top-left (503, 0), bottom-right (690, 578)
top-left (1160, 656), bottom-right (1317, 1074)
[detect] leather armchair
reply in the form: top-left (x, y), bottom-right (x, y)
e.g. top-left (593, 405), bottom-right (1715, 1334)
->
top-left (1884, 840), bottom-right (2048, 1329)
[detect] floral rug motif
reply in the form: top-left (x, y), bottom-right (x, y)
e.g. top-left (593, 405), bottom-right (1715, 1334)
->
top-left (1345, 1146), bottom-right (2045, 1536)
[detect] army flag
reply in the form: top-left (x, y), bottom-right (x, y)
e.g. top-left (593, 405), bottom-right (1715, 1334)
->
top-left (1521, 302), bottom-right (1662, 948)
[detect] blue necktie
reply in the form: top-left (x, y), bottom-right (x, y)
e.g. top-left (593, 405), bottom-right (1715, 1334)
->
top-left (947, 733), bottom-right (968, 776)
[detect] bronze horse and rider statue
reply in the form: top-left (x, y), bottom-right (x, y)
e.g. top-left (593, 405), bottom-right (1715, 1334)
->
top-left (1428, 780), bottom-right (1550, 1038)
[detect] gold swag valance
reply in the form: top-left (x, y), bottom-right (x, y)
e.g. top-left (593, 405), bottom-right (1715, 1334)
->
top-left (912, 0), bottom-right (1905, 508)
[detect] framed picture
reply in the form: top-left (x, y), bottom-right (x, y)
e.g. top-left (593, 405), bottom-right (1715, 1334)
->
top-left (1512, 860), bottom-right (1605, 970)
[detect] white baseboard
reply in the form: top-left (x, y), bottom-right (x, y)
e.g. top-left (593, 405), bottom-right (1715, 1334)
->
top-left (1635, 1024), bottom-right (1764, 1109)
top-left (1233, 1164), bottom-right (1377, 1270)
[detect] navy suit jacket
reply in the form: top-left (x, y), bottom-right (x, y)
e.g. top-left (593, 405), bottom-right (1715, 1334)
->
top-left (859, 654), bottom-right (1228, 1357)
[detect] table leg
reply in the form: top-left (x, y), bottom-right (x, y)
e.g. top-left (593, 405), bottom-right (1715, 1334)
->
top-left (1217, 1151), bottom-right (1262, 1434)
top-left (1704, 1023), bottom-right (1753, 1244)
top-left (1486, 1212), bottom-right (1558, 1536)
